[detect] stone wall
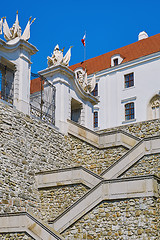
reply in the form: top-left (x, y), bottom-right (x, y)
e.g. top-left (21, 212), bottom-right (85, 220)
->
top-left (67, 135), bottom-right (127, 175)
top-left (0, 232), bottom-right (34, 239)
top-left (0, 101), bottom-right (160, 239)
top-left (0, 103), bottom-right (72, 171)
top-left (0, 102), bottom-right (71, 218)
top-left (62, 197), bottom-right (160, 240)
top-left (122, 154), bottom-right (160, 178)
top-left (38, 184), bottom-right (89, 222)
top-left (99, 119), bottom-right (160, 139)
top-left (0, 101), bottom-right (128, 218)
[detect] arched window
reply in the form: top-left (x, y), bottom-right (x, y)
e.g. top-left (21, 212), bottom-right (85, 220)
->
top-left (125, 102), bottom-right (134, 120)
top-left (150, 96), bottom-right (160, 119)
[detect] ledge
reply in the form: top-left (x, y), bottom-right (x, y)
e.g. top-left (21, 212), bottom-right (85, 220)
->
top-left (68, 119), bottom-right (140, 149)
top-left (0, 37), bottom-right (38, 55)
top-left (0, 211), bottom-right (64, 240)
top-left (35, 166), bottom-right (103, 189)
top-left (122, 118), bottom-right (136, 124)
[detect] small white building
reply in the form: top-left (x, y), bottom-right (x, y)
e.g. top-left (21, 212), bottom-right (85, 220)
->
top-left (0, 37), bottom-right (37, 114)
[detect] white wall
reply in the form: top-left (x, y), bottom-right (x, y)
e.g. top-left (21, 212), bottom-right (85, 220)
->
top-left (94, 53), bottom-right (160, 130)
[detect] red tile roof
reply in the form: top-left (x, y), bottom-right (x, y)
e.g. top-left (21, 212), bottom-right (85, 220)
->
top-left (69, 33), bottom-right (160, 75)
top-left (31, 34), bottom-right (160, 94)
top-left (30, 77), bottom-right (44, 94)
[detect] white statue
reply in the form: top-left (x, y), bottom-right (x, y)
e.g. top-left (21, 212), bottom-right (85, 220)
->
top-left (3, 17), bottom-right (12, 41)
top-left (2, 11), bottom-right (35, 42)
top-left (10, 11), bottom-right (22, 39)
top-left (75, 69), bottom-right (96, 94)
top-left (0, 17), bottom-right (4, 35)
top-left (47, 45), bottom-right (72, 67)
top-left (76, 71), bottom-right (84, 86)
top-left (47, 44), bottom-right (63, 67)
top-left (21, 17), bottom-right (36, 41)
top-left (63, 46), bottom-right (73, 66)
top-left (88, 74), bottom-right (96, 92)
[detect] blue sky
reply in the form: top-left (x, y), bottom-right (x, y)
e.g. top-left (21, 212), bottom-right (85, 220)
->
top-left (0, 0), bottom-right (160, 73)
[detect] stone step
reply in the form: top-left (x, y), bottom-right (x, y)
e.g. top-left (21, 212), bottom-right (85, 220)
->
top-left (68, 119), bottom-right (140, 149)
top-left (0, 212), bottom-right (64, 240)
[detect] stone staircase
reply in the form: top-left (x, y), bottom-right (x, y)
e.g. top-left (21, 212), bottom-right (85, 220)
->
top-left (34, 122), bottom-right (160, 237)
top-left (49, 175), bottom-right (159, 233)
top-left (101, 135), bottom-right (160, 179)
top-left (1, 118), bottom-right (160, 239)
top-left (0, 212), bottom-right (65, 240)
top-left (67, 119), bottom-right (140, 149)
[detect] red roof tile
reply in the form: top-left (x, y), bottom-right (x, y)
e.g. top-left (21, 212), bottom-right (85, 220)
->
top-left (31, 34), bottom-right (160, 94)
top-left (69, 33), bottom-right (160, 75)
top-left (30, 77), bottom-right (44, 94)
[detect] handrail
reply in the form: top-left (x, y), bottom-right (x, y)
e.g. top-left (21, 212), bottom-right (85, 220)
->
top-left (50, 175), bottom-right (159, 233)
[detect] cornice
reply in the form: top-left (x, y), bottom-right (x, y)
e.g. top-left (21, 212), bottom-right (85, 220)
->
top-left (88, 51), bottom-right (160, 78)
top-left (39, 65), bottom-right (99, 105)
top-left (0, 37), bottom-right (38, 55)
top-left (39, 64), bottom-right (74, 78)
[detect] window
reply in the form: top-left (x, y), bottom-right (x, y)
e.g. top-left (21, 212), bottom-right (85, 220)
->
top-left (152, 106), bottom-right (160, 119)
top-left (94, 111), bottom-right (98, 128)
top-left (113, 58), bottom-right (118, 66)
top-left (125, 102), bottom-right (134, 120)
top-left (91, 83), bottom-right (98, 96)
top-left (124, 73), bottom-right (134, 88)
top-left (148, 95), bottom-right (160, 120)
top-left (151, 97), bottom-right (160, 119)
top-left (111, 54), bottom-right (123, 66)
top-left (71, 99), bottom-right (82, 124)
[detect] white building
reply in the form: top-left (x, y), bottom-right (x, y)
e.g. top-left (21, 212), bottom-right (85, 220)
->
top-left (31, 32), bottom-right (160, 132)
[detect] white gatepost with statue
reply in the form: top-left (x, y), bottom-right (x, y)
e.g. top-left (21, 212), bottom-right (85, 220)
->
top-left (0, 12), bottom-right (38, 114)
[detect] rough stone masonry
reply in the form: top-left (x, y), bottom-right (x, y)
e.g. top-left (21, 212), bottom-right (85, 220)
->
top-left (0, 101), bottom-right (159, 239)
